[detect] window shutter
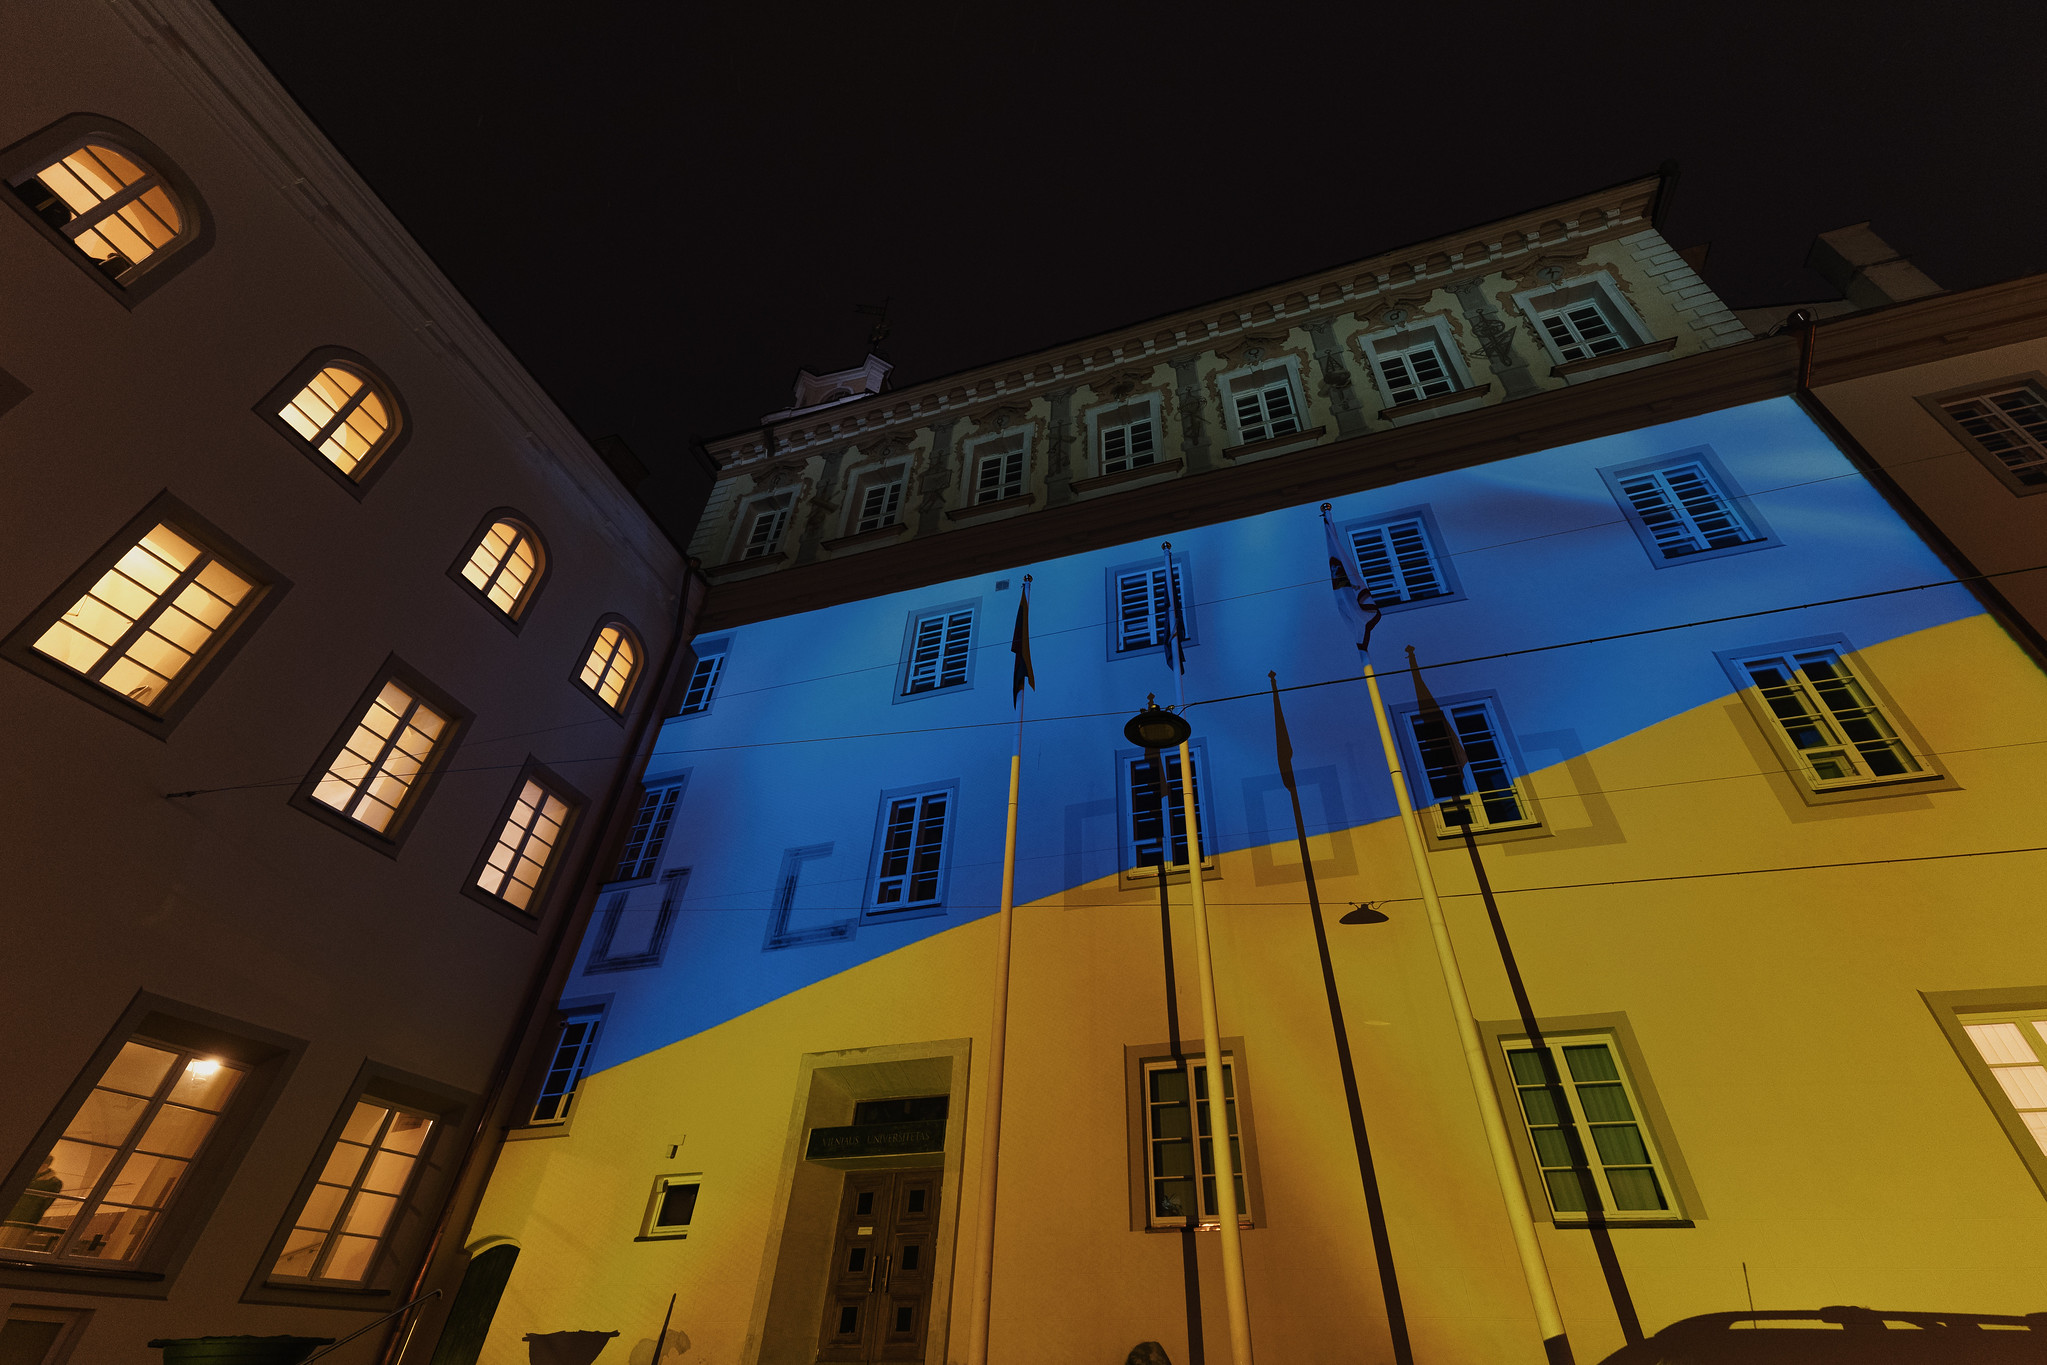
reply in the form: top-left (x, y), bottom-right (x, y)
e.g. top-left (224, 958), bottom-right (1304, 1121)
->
top-left (1115, 565), bottom-right (1181, 652)
top-left (1349, 517), bottom-right (1446, 605)
top-left (1618, 463), bottom-right (1754, 557)
top-left (905, 609), bottom-right (973, 693)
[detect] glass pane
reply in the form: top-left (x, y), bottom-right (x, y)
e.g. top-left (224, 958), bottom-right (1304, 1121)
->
top-left (1993, 1065), bottom-right (2047, 1111)
top-left (297, 1183), bottom-right (347, 1232)
top-left (1563, 1045), bottom-right (1619, 1082)
top-left (0, 1194), bottom-right (78, 1252)
top-left (320, 1141), bottom-right (369, 1186)
top-left (1508, 1049), bottom-right (1555, 1085)
top-left (100, 1042), bottom-right (178, 1097)
top-left (135, 1104), bottom-right (214, 1159)
top-left (68, 1203), bottom-right (154, 1261)
top-left (61, 1090), bottom-right (149, 1146)
top-left (1154, 1177), bottom-right (1195, 1219)
top-left (166, 1059), bottom-right (240, 1112)
top-left (340, 1102), bottom-right (387, 1145)
top-left (103, 1151), bottom-right (187, 1210)
top-left (1530, 1127), bottom-right (1577, 1168)
top-left (1151, 1104), bottom-right (1190, 1141)
top-left (43, 1139), bottom-right (117, 1199)
top-left (1575, 1083), bottom-right (1636, 1124)
top-left (1517, 1087), bottom-right (1565, 1126)
top-left (321, 1234), bottom-right (379, 1283)
top-left (1590, 1124), bottom-right (1652, 1166)
top-left (272, 1228), bottom-right (324, 1277)
top-left (342, 1190), bottom-right (397, 1237)
top-left (382, 1112), bottom-right (432, 1155)
top-left (1605, 1167), bottom-right (1668, 1212)
top-left (1153, 1140), bottom-right (1193, 1177)
top-left (1542, 1168), bottom-right (1592, 1213)
top-left (361, 1150), bottom-right (415, 1195)
top-left (1967, 1022), bottom-right (2036, 1066)
top-left (1149, 1069), bottom-right (1186, 1104)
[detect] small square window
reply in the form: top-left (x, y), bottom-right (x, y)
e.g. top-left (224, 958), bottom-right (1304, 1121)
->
top-left (639, 1174), bottom-right (701, 1240)
top-left (1599, 448), bottom-right (1776, 567)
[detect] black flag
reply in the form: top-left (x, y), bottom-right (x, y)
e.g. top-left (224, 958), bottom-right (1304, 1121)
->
top-left (1011, 576), bottom-right (1035, 705)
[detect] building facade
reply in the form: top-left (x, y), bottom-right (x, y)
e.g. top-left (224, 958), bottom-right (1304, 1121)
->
top-left (0, 3), bottom-right (695, 1363)
top-left (462, 195), bottom-right (2047, 1364)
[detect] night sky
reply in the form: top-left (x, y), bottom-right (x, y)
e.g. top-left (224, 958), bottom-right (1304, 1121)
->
top-left (215, 1), bottom-right (2047, 523)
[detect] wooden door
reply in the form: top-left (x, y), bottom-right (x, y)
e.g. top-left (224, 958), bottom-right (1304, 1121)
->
top-left (816, 1168), bottom-right (943, 1363)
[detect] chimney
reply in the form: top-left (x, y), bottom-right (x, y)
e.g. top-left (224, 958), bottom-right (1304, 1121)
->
top-left (1805, 223), bottom-right (1941, 310)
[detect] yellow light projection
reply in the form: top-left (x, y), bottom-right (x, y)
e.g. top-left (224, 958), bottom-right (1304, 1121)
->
top-left (27, 143), bottom-right (183, 276)
top-left (477, 780), bottom-right (570, 910)
top-left (579, 626), bottom-right (637, 709)
top-left (463, 521), bottom-right (542, 616)
top-left (279, 366), bottom-right (392, 477)
top-left (32, 523), bottom-right (252, 708)
top-left (311, 681), bottom-right (447, 832)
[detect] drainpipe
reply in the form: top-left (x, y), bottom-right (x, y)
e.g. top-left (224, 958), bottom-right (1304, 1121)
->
top-left (1788, 310), bottom-right (2047, 669)
top-left (378, 561), bottom-right (712, 1365)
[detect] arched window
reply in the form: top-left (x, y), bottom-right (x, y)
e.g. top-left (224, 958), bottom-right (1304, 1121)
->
top-left (259, 349), bottom-right (408, 494)
top-left (3, 118), bottom-right (209, 302)
top-left (451, 512), bottom-right (548, 626)
top-left (576, 619), bottom-right (642, 713)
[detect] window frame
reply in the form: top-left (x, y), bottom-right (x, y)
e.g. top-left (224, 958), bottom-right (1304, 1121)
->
top-left (1924, 987), bottom-right (2047, 1201)
top-left (636, 1173), bottom-right (703, 1242)
top-left (288, 656), bottom-right (472, 856)
top-left (0, 491), bottom-right (289, 740)
top-left (0, 993), bottom-right (304, 1298)
top-left (1121, 1038), bottom-right (1266, 1233)
top-left (733, 494), bottom-right (793, 562)
top-left (1511, 274), bottom-right (1658, 371)
top-left (507, 998), bottom-right (611, 1139)
top-left (676, 639), bottom-right (729, 717)
top-left (1598, 447), bottom-right (1778, 568)
top-left (1916, 373), bottom-right (2047, 496)
top-left (1217, 360), bottom-right (1307, 448)
top-left (0, 115), bottom-right (212, 307)
top-left (1340, 505), bottom-right (1465, 614)
top-left (1386, 689), bottom-right (1547, 845)
top-left (1114, 740), bottom-right (1219, 886)
top-left (892, 599), bottom-right (979, 702)
top-left (1362, 318), bottom-right (1474, 408)
top-left (446, 509), bottom-right (550, 631)
top-left (611, 778), bottom-right (687, 885)
top-left (460, 759), bottom-right (586, 925)
top-left (1714, 634), bottom-right (1951, 806)
top-left (965, 429), bottom-right (1032, 504)
top-left (1085, 397), bottom-right (1161, 476)
top-left (862, 781), bottom-right (959, 922)
top-left (571, 615), bottom-right (646, 720)
top-left (844, 463), bottom-right (908, 538)
top-left (255, 348), bottom-right (411, 499)
top-left (1104, 555), bottom-right (1197, 663)
top-left (242, 1061), bottom-right (476, 1310)
top-left (1478, 1014), bottom-right (1703, 1228)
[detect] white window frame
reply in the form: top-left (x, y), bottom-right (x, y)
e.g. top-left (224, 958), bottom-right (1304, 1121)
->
top-left (1217, 361), bottom-right (1306, 447)
top-left (1108, 558), bottom-right (1192, 658)
top-left (1086, 397), bottom-right (1162, 475)
top-left (966, 429), bottom-right (1031, 504)
top-left (268, 1096), bottom-right (436, 1287)
top-left (1717, 637), bottom-right (1939, 798)
top-left (845, 463), bottom-right (907, 536)
top-left (1392, 693), bottom-right (1541, 840)
top-left (588, 868), bottom-right (689, 971)
top-left (865, 784), bottom-right (956, 918)
top-left (527, 1007), bottom-right (604, 1126)
top-left (1343, 507), bottom-right (1460, 611)
top-left (575, 618), bottom-right (642, 714)
top-left (1598, 449), bottom-right (1775, 567)
top-left (1138, 1054), bottom-right (1253, 1229)
top-left (677, 640), bottom-right (728, 717)
top-left (736, 494), bottom-right (792, 560)
top-left (1499, 1033), bottom-right (1683, 1224)
top-left (896, 602), bottom-right (977, 698)
top-left (639, 1173), bottom-right (703, 1240)
top-left (307, 678), bottom-right (452, 835)
top-left (470, 767), bottom-right (579, 915)
top-left (0, 1305), bottom-right (92, 1365)
top-left (1117, 741), bottom-right (1217, 878)
top-left (1363, 318), bottom-right (1472, 406)
top-left (1511, 274), bottom-right (1656, 369)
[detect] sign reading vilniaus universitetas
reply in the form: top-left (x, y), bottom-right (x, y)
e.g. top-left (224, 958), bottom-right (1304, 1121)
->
top-left (805, 1119), bottom-right (945, 1161)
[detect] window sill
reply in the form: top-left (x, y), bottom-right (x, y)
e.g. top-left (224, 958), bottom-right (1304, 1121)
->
top-left (505, 1121), bottom-right (575, 1142)
top-left (1551, 1217), bottom-right (1695, 1230)
top-left (1221, 425), bottom-right (1326, 461)
top-left (705, 553), bottom-right (787, 579)
top-left (1377, 383), bottom-right (1493, 423)
top-left (1783, 768), bottom-right (1958, 807)
top-left (1118, 862), bottom-right (1221, 890)
top-left (1551, 336), bottom-right (1679, 381)
top-left (1071, 458), bottom-right (1183, 495)
top-left (1429, 820), bottom-right (1549, 849)
top-left (0, 1259), bottom-right (165, 1282)
top-left (632, 1231), bottom-right (690, 1242)
top-left (946, 493), bottom-right (1035, 522)
top-left (821, 524), bottom-right (909, 553)
top-left (1144, 1220), bottom-right (1256, 1233)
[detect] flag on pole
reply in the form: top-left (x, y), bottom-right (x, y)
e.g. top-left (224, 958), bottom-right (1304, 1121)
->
top-left (1010, 575), bottom-right (1035, 705)
top-left (1322, 505), bottom-right (1383, 652)
top-left (1160, 542), bottom-right (1188, 674)
top-left (1405, 643), bottom-right (1469, 800)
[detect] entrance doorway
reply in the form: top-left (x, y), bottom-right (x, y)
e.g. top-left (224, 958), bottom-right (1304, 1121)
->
top-left (816, 1168), bottom-right (942, 1363)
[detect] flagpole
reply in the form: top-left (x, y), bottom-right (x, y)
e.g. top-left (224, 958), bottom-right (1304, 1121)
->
top-left (1161, 542), bottom-right (1255, 1365)
top-left (966, 576), bottom-right (1030, 1365)
top-left (1355, 653), bottom-right (1573, 1363)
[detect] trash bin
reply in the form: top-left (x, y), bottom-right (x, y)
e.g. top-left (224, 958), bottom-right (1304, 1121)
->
top-left (522, 1330), bottom-right (619, 1365)
top-left (147, 1337), bottom-right (334, 1365)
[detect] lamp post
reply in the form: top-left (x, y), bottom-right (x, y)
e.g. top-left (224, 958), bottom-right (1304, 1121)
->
top-left (1125, 696), bottom-right (1254, 1365)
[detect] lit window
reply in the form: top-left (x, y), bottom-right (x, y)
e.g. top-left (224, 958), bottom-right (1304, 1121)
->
top-left (577, 622), bottom-right (641, 711)
top-left (853, 477), bottom-right (903, 534)
top-left (1348, 514), bottom-right (1452, 607)
top-left (615, 785), bottom-right (683, 882)
top-left (529, 1009), bottom-right (603, 1125)
top-left (1114, 562), bottom-right (1186, 654)
top-left (1404, 697), bottom-right (1538, 837)
top-left (1230, 379), bottom-right (1300, 443)
top-left (678, 647), bottom-right (725, 715)
top-left (9, 142), bottom-right (185, 284)
top-left (1374, 340), bottom-right (1457, 405)
top-left (1735, 647), bottom-right (1924, 789)
top-left (1614, 460), bottom-right (1760, 559)
top-left (739, 497), bottom-right (791, 560)
top-left (870, 790), bottom-right (951, 913)
top-left (1141, 1057), bottom-right (1249, 1228)
top-left (1124, 747), bottom-right (1210, 871)
top-left (1101, 413), bottom-right (1158, 474)
top-left (460, 519), bottom-right (544, 619)
top-left (475, 779), bottom-right (573, 911)
top-left (1941, 386), bottom-right (2047, 489)
top-left (277, 365), bottom-right (393, 480)
top-left (1537, 300), bottom-right (1629, 364)
top-left (1503, 1037), bottom-right (1677, 1222)
top-left (310, 681), bottom-right (450, 833)
top-left (30, 523), bottom-right (252, 711)
top-left (1959, 1013), bottom-right (2047, 1159)
top-left (903, 608), bottom-right (973, 694)
top-left (270, 1100), bottom-right (433, 1286)
top-left (0, 1041), bottom-right (242, 1266)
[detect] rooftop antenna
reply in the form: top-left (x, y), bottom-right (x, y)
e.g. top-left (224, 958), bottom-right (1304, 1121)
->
top-left (854, 297), bottom-right (892, 355)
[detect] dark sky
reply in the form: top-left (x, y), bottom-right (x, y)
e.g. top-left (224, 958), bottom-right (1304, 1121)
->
top-left (217, 1), bottom-right (2047, 507)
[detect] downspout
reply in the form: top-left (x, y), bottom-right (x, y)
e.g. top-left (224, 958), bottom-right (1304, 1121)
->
top-left (379, 561), bottom-right (712, 1365)
top-left (1789, 309), bottom-right (2047, 668)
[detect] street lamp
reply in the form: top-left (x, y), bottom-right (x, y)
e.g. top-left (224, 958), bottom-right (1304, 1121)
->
top-left (1123, 695), bottom-right (1190, 750)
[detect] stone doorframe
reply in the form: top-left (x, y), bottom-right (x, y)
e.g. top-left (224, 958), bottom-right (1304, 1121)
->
top-left (742, 1039), bottom-right (972, 1365)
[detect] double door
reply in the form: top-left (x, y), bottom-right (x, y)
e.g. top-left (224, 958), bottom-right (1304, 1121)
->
top-left (816, 1168), bottom-right (942, 1362)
